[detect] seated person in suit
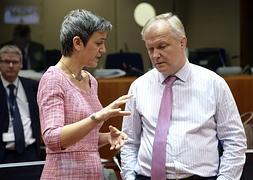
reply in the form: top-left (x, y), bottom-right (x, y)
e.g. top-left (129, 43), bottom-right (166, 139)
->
top-left (1, 24), bottom-right (46, 72)
top-left (0, 45), bottom-right (42, 163)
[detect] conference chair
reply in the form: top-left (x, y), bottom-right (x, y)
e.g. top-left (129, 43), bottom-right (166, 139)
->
top-left (188, 48), bottom-right (227, 72)
top-left (45, 49), bottom-right (61, 69)
top-left (105, 52), bottom-right (144, 76)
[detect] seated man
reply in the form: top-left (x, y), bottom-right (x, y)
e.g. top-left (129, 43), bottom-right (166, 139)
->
top-left (1, 24), bottom-right (46, 72)
top-left (0, 45), bottom-right (42, 163)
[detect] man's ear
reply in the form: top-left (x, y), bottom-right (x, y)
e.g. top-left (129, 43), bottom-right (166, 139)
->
top-left (19, 59), bottom-right (23, 69)
top-left (72, 36), bottom-right (83, 51)
top-left (180, 37), bottom-right (187, 49)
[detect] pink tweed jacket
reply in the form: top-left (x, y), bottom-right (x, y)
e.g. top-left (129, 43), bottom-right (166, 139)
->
top-left (37, 66), bottom-right (103, 179)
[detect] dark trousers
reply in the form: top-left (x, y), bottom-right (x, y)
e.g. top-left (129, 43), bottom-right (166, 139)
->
top-left (135, 174), bottom-right (217, 180)
top-left (2, 143), bottom-right (39, 163)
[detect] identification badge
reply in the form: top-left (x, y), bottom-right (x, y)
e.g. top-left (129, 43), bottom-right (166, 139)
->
top-left (2, 132), bottom-right (15, 142)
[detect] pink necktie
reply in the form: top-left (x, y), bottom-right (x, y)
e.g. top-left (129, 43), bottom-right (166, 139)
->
top-left (151, 76), bottom-right (177, 180)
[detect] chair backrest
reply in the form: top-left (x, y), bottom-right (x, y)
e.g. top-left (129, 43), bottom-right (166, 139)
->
top-left (241, 112), bottom-right (253, 149)
top-left (105, 52), bottom-right (144, 76)
top-left (45, 49), bottom-right (61, 68)
top-left (188, 48), bottom-right (227, 72)
top-left (241, 150), bottom-right (253, 179)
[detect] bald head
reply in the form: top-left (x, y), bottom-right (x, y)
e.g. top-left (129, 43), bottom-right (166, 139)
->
top-left (142, 20), bottom-right (173, 42)
top-left (141, 13), bottom-right (186, 41)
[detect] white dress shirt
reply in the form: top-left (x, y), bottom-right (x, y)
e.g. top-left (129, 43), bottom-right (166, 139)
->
top-left (121, 61), bottom-right (246, 180)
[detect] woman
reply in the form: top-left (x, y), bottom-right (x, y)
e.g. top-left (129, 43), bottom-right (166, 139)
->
top-left (37, 9), bottom-right (131, 179)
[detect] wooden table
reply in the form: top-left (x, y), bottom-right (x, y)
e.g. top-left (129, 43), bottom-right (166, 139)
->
top-left (224, 75), bottom-right (253, 115)
top-left (97, 75), bottom-right (253, 117)
top-left (97, 77), bottom-right (137, 108)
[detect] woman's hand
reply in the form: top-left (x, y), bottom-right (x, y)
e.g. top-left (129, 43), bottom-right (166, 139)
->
top-left (94, 94), bottom-right (132, 122)
top-left (108, 125), bottom-right (128, 150)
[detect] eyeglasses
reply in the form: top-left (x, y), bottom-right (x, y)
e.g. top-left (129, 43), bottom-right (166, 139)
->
top-left (0, 60), bottom-right (20, 65)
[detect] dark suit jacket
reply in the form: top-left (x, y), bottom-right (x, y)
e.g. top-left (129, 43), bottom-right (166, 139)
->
top-left (0, 77), bottom-right (41, 162)
top-left (27, 41), bottom-right (46, 72)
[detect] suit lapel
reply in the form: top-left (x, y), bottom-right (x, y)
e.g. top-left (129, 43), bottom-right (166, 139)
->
top-left (19, 77), bottom-right (35, 119)
top-left (0, 79), bottom-right (10, 132)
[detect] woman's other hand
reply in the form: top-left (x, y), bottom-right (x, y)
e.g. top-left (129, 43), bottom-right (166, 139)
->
top-left (108, 125), bottom-right (128, 150)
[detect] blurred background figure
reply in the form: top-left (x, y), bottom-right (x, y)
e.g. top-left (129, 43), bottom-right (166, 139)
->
top-left (1, 24), bottom-right (46, 72)
top-left (0, 45), bottom-right (43, 164)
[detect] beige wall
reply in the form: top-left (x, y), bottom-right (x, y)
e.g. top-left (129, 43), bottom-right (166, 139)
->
top-left (181, 0), bottom-right (240, 66)
top-left (0, 0), bottom-right (240, 71)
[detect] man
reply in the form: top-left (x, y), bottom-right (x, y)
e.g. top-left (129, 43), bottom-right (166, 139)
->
top-left (0, 45), bottom-right (42, 163)
top-left (121, 13), bottom-right (246, 180)
top-left (1, 24), bottom-right (46, 72)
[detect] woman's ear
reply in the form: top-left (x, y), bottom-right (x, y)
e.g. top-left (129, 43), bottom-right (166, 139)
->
top-left (72, 36), bottom-right (83, 51)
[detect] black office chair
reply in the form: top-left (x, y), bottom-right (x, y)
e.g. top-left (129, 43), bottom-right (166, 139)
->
top-left (45, 49), bottom-right (61, 69)
top-left (105, 52), bottom-right (144, 76)
top-left (240, 150), bottom-right (253, 180)
top-left (188, 48), bottom-right (227, 72)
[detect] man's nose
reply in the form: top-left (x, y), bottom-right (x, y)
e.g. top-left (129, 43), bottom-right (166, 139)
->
top-left (152, 49), bottom-right (160, 58)
top-left (8, 62), bottom-right (14, 67)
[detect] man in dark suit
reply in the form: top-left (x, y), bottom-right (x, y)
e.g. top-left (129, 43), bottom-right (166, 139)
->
top-left (1, 24), bottom-right (46, 72)
top-left (0, 45), bottom-right (42, 163)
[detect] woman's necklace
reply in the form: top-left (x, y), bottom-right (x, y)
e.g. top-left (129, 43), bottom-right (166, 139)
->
top-left (60, 60), bottom-right (84, 81)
